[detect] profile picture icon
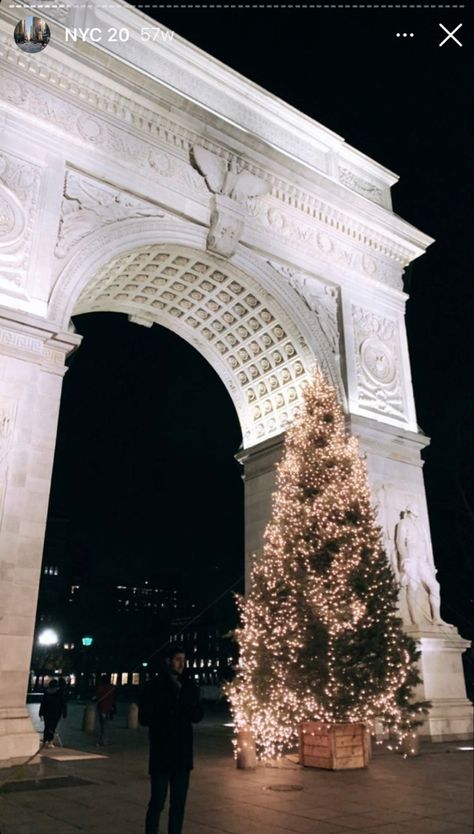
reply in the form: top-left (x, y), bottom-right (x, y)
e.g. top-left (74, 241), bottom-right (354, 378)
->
top-left (14, 16), bottom-right (51, 53)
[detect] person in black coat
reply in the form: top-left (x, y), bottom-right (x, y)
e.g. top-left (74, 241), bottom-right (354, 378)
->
top-left (139, 644), bottom-right (203, 834)
top-left (39, 678), bottom-right (67, 747)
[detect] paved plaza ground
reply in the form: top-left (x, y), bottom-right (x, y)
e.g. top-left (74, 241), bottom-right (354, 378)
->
top-left (0, 701), bottom-right (472, 834)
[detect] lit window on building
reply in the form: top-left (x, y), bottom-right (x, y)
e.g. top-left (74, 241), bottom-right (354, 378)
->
top-left (121, 672), bottom-right (128, 686)
top-left (132, 673), bottom-right (140, 686)
top-left (111, 673), bottom-right (118, 685)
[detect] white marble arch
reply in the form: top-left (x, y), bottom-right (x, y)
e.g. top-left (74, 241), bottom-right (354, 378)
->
top-left (50, 217), bottom-right (345, 448)
top-left (0, 0), bottom-right (472, 766)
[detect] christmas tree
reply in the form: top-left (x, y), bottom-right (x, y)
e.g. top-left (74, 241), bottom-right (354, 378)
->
top-left (227, 370), bottom-right (427, 760)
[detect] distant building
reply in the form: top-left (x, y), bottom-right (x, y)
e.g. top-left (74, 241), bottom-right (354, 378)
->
top-left (35, 517), bottom-right (71, 634)
top-left (114, 581), bottom-right (181, 615)
top-left (30, 549), bottom-right (238, 693)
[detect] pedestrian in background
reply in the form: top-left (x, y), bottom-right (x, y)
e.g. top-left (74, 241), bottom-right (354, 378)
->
top-left (139, 644), bottom-right (203, 834)
top-left (95, 674), bottom-right (116, 746)
top-left (39, 678), bottom-right (67, 748)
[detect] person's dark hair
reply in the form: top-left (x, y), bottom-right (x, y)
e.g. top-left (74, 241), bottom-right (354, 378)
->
top-left (48, 678), bottom-right (59, 689)
top-left (164, 643), bottom-right (186, 660)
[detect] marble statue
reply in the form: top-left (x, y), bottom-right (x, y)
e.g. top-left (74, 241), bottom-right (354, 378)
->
top-left (395, 504), bottom-right (443, 625)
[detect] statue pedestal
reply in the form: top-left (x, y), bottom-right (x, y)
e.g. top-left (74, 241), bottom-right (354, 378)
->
top-left (406, 624), bottom-right (473, 741)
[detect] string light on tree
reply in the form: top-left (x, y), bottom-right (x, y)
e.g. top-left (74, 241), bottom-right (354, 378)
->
top-left (226, 369), bottom-right (429, 761)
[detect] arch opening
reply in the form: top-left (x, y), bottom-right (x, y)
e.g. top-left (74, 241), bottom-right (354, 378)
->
top-left (66, 242), bottom-right (338, 448)
top-left (33, 310), bottom-right (245, 692)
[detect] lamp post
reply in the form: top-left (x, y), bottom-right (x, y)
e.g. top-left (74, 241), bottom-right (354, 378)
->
top-left (37, 628), bottom-right (59, 688)
top-left (80, 635), bottom-right (94, 699)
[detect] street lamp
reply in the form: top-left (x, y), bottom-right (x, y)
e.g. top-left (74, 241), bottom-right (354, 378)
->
top-left (36, 628), bottom-right (60, 688)
top-left (38, 628), bottom-right (59, 646)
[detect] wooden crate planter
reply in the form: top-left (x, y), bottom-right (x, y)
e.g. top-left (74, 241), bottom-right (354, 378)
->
top-left (300, 722), bottom-right (370, 770)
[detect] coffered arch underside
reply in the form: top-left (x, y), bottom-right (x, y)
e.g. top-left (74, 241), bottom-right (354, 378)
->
top-left (72, 243), bottom-right (338, 447)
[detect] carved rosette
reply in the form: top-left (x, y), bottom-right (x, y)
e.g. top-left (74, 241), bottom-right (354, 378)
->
top-left (0, 151), bottom-right (41, 294)
top-left (352, 305), bottom-right (406, 421)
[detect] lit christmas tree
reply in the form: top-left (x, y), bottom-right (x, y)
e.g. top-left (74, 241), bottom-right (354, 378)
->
top-left (227, 370), bottom-right (427, 760)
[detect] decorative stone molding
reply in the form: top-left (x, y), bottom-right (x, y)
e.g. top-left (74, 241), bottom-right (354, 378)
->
top-left (73, 244), bottom-right (318, 446)
top-left (55, 170), bottom-right (166, 260)
top-left (338, 166), bottom-right (385, 206)
top-left (0, 313), bottom-right (80, 372)
top-left (352, 305), bottom-right (406, 422)
top-left (250, 196), bottom-right (404, 290)
top-left (0, 150), bottom-right (41, 294)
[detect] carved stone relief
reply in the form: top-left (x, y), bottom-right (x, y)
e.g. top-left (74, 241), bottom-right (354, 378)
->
top-left (191, 146), bottom-right (270, 257)
top-left (55, 170), bottom-right (166, 260)
top-left (263, 260), bottom-right (342, 393)
top-left (352, 305), bottom-right (406, 421)
top-left (338, 166), bottom-right (385, 206)
top-left (0, 151), bottom-right (41, 293)
top-left (287, 275), bottom-right (340, 360)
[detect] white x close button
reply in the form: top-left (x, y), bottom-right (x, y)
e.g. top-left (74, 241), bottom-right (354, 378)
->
top-left (439, 23), bottom-right (463, 47)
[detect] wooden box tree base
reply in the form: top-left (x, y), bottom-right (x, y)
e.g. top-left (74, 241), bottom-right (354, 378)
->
top-left (300, 722), bottom-right (370, 770)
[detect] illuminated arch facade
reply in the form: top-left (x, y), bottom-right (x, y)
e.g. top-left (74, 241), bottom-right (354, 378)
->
top-left (0, 0), bottom-right (471, 763)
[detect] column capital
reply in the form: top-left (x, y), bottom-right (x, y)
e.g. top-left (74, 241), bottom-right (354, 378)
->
top-left (235, 432), bottom-right (285, 480)
top-left (0, 306), bottom-right (81, 375)
top-left (348, 412), bottom-right (430, 465)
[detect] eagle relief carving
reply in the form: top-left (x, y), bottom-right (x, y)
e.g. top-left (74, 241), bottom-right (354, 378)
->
top-left (191, 146), bottom-right (269, 257)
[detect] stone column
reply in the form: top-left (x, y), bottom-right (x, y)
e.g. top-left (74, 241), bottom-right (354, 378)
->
top-left (236, 433), bottom-right (284, 591)
top-left (0, 310), bottom-right (80, 764)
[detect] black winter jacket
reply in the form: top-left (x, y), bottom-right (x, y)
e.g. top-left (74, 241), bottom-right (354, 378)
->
top-left (39, 687), bottom-right (67, 721)
top-left (139, 672), bottom-right (203, 774)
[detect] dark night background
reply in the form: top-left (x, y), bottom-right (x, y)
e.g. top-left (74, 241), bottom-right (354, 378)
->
top-left (45, 6), bottom-right (473, 647)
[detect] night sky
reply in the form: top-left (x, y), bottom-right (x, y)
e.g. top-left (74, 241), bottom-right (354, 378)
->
top-left (48, 6), bottom-right (473, 638)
